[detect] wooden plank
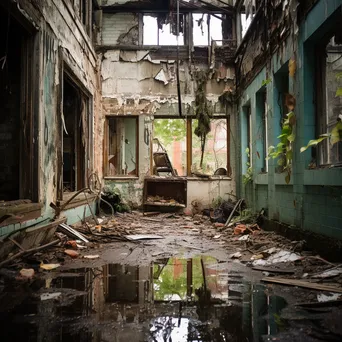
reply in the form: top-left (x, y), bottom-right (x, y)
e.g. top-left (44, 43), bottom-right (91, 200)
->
top-left (253, 266), bottom-right (295, 274)
top-left (262, 277), bottom-right (342, 293)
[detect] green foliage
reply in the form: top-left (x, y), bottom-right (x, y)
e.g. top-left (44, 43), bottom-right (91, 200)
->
top-left (193, 70), bottom-right (213, 168)
top-left (211, 196), bottom-right (223, 209)
top-left (102, 186), bottom-right (130, 213)
top-left (267, 111), bottom-right (296, 184)
top-left (301, 121), bottom-right (342, 153)
top-left (243, 147), bottom-right (253, 185)
top-left (262, 78), bottom-right (272, 86)
top-left (153, 119), bottom-right (186, 146)
top-left (336, 87), bottom-right (342, 97)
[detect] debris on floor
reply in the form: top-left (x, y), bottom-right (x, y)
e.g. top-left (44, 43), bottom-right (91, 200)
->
top-left (1, 209), bottom-right (342, 341)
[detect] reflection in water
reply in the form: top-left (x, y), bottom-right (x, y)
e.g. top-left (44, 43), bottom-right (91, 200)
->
top-left (0, 256), bottom-right (287, 342)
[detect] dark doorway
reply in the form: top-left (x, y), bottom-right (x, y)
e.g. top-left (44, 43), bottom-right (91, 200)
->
top-left (0, 8), bottom-right (29, 201)
top-left (62, 77), bottom-right (86, 193)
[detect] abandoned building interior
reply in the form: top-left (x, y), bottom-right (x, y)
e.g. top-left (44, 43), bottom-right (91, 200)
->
top-left (0, 0), bottom-right (342, 341)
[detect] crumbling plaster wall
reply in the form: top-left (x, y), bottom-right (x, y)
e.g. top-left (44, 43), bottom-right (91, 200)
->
top-left (100, 10), bottom-right (236, 207)
top-left (235, 0), bottom-right (342, 239)
top-left (1, 0), bottom-right (101, 236)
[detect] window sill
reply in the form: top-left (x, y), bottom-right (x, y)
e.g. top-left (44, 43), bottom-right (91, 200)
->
top-left (58, 192), bottom-right (97, 211)
top-left (274, 172), bottom-right (293, 185)
top-left (304, 168), bottom-right (342, 186)
top-left (104, 176), bottom-right (139, 181)
top-left (0, 200), bottom-right (43, 227)
top-left (255, 173), bottom-right (268, 185)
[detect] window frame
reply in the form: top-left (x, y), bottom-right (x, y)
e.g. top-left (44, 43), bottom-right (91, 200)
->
top-left (151, 116), bottom-right (230, 178)
top-left (104, 115), bottom-right (140, 178)
top-left (57, 62), bottom-right (93, 201)
top-left (316, 32), bottom-right (342, 167)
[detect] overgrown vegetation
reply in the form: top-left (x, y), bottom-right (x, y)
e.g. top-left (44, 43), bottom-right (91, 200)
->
top-left (193, 70), bottom-right (213, 168)
top-left (101, 186), bottom-right (130, 213)
top-left (301, 72), bottom-right (342, 154)
top-left (243, 147), bottom-right (253, 185)
top-left (267, 94), bottom-right (296, 184)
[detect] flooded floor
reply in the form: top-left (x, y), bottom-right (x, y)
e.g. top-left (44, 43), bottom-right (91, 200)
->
top-left (1, 213), bottom-right (341, 341)
top-left (0, 255), bottom-right (288, 342)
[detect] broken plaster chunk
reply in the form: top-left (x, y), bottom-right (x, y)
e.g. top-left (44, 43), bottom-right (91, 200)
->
top-left (64, 249), bottom-right (79, 258)
top-left (19, 268), bottom-right (35, 279)
top-left (230, 252), bottom-right (242, 259)
top-left (40, 292), bottom-right (62, 301)
top-left (154, 68), bottom-right (169, 85)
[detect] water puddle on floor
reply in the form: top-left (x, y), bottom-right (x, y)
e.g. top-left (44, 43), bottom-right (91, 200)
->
top-left (0, 255), bottom-right (287, 341)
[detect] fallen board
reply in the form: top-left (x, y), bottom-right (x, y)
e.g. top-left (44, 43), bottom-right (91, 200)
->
top-left (262, 277), bottom-right (342, 293)
top-left (125, 234), bottom-right (164, 241)
top-left (252, 266), bottom-right (296, 274)
top-left (58, 223), bottom-right (89, 243)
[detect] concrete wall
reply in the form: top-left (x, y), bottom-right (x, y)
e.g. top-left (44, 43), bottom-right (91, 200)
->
top-left (237, 0), bottom-right (342, 239)
top-left (0, 0), bottom-right (101, 237)
top-left (100, 9), bottom-right (236, 207)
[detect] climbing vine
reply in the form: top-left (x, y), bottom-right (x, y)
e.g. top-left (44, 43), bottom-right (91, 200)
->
top-left (243, 147), bottom-right (253, 185)
top-left (193, 70), bottom-right (213, 168)
top-left (267, 94), bottom-right (296, 184)
top-left (301, 72), bottom-right (342, 153)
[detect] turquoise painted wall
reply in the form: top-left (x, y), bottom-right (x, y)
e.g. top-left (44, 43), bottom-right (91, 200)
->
top-left (238, 0), bottom-right (342, 239)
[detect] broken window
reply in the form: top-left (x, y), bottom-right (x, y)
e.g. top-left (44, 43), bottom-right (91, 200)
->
top-left (62, 76), bottom-right (90, 193)
top-left (192, 119), bottom-right (228, 175)
top-left (153, 119), bottom-right (187, 176)
top-left (0, 8), bottom-right (36, 201)
top-left (193, 14), bottom-right (223, 46)
top-left (318, 34), bottom-right (342, 165)
top-left (143, 14), bottom-right (184, 46)
top-left (105, 117), bottom-right (138, 177)
top-left (256, 89), bottom-right (268, 173)
top-left (73, 0), bottom-right (92, 34)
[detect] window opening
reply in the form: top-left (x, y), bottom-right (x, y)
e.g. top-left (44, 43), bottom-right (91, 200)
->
top-left (0, 9), bottom-right (32, 201)
top-left (153, 119), bottom-right (187, 176)
top-left (106, 117), bottom-right (138, 176)
top-left (192, 119), bottom-right (227, 175)
top-left (62, 77), bottom-right (88, 192)
top-left (256, 89), bottom-right (268, 172)
top-left (240, 13), bottom-right (252, 38)
top-left (319, 34), bottom-right (342, 165)
top-left (193, 14), bottom-right (222, 46)
top-left (143, 15), bottom-right (184, 45)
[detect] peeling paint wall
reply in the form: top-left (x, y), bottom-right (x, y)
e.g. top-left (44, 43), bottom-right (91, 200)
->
top-left (99, 6), bottom-right (236, 207)
top-left (235, 0), bottom-right (342, 239)
top-left (0, 0), bottom-right (101, 236)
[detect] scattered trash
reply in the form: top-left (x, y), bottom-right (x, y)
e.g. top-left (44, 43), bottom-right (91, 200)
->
top-left (252, 266), bottom-right (296, 274)
top-left (234, 223), bottom-right (260, 235)
top-left (230, 252), bottom-right (242, 259)
top-left (312, 268), bottom-right (342, 279)
top-left (317, 293), bottom-right (342, 303)
top-left (251, 254), bottom-right (264, 260)
top-left (95, 225), bottom-right (102, 232)
top-left (58, 223), bottom-right (89, 243)
top-left (125, 234), bottom-right (164, 241)
top-left (213, 234), bottom-right (221, 239)
top-left (83, 255), bottom-right (100, 259)
top-left (40, 292), bottom-right (62, 301)
top-left (253, 250), bottom-right (301, 266)
top-left (19, 268), bottom-right (35, 279)
top-left (40, 263), bottom-right (60, 271)
top-left (64, 249), bottom-right (79, 258)
top-left (234, 224), bottom-right (247, 235)
top-left (65, 240), bottom-right (78, 249)
top-left (76, 244), bottom-right (87, 249)
top-left (238, 235), bottom-right (249, 241)
top-left (213, 222), bottom-right (225, 228)
top-left (262, 277), bottom-right (342, 293)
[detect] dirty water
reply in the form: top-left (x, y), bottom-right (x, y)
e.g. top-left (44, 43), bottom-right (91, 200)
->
top-left (0, 255), bottom-right (288, 342)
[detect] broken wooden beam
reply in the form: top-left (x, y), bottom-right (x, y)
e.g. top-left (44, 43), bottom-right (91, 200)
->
top-left (57, 223), bottom-right (89, 243)
top-left (262, 277), bottom-right (342, 293)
